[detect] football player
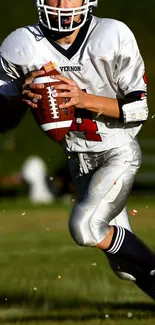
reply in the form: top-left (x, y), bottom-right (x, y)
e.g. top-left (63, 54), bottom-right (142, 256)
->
top-left (0, 0), bottom-right (155, 299)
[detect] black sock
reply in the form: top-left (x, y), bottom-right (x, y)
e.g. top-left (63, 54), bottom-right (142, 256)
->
top-left (105, 252), bottom-right (155, 300)
top-left (135, 272), bottom-right (155, 299)
top-left (105, 226), bottom-right (155, 274)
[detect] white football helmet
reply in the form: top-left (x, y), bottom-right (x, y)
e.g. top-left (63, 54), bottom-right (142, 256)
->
top-left (35, 0), bottom-right (98, 32)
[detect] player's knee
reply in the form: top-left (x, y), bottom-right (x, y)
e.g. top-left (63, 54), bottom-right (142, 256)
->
top-left (69, 212), bottom-right (96, 247)
top-left (69, 217), bottom-right (88, 246)
top-left (69, 209), bottom-right (110, 247)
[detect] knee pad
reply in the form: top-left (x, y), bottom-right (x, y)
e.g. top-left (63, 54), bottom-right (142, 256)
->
top-left (69, 216), bottom-right (86, 246)
top-left (69, 209), bottom-right (110, 247)
top-left (68, 203), bottom-right (109, 247)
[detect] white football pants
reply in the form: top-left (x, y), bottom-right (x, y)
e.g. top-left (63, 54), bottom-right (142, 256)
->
top-left (68, 139), bottom-right (142, 246)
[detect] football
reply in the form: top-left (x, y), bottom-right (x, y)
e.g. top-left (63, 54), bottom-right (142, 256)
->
top-left (31, 62), bottom-right (75, 142)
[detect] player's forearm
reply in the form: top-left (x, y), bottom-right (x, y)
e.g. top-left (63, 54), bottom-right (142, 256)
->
top-left (83, 93), bottom-right (120, 119)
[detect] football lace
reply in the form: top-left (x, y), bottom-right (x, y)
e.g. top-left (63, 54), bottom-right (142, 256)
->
top-left (47, 86), bottom-right (59, 119)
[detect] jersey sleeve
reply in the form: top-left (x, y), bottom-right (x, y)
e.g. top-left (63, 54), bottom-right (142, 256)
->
top-left (0, 27), bottom-right (33, 99)
top-left (114, 25), bottom-right (146, 95)
top-left (0, 56), bottom-right (23, 99)
top-left (114, 23), bottom-right (148, 123)
top-left (0, 56), bottom-right (28, 133)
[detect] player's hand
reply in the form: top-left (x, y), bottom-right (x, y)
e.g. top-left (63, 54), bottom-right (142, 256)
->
top-left (22, 70), bottom-right (45, 108)
top-left (51, 74), bottom-right (88, 109)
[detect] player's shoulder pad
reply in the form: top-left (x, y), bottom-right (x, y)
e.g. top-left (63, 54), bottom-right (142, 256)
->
top-left (92, 17), bottom-right (135, 44)
top-left (0, 25), bottom-right (42, 65)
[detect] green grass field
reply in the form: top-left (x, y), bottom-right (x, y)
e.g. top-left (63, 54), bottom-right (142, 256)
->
top-left (0, 195), bottom-right (154, 324)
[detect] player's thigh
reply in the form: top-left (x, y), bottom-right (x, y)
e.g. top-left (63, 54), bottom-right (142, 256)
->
top-left (74, 140), bottom-right (142, 224)
top-left (68, 151), bottom-right (134, 233)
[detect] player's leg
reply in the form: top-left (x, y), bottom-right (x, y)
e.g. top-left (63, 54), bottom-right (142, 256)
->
top-left (94, 143), bottom-right (155, 276)
top-left (108, 207), bottom-right (155, 299)
top-left (108, 207), bottom-right (136, 281)
top-left (67, 140), bottom-right (155, 298)
top-left (68, 141), bottom-right (137, 249)
top-left (67, 150), bottom-right (131, 280)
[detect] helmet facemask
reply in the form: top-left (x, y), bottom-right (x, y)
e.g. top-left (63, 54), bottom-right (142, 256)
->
top-left (35, 0), bottom-right (98, 32)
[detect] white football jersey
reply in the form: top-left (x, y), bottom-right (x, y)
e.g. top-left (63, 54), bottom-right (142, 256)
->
top-left (0, 16), bottom-right (147, 152)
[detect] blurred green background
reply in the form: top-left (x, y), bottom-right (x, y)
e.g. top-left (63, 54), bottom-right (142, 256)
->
top-left (0, 0), bottom-right (155, 189)
top-left (0, 3), bottom-right (154, 324)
